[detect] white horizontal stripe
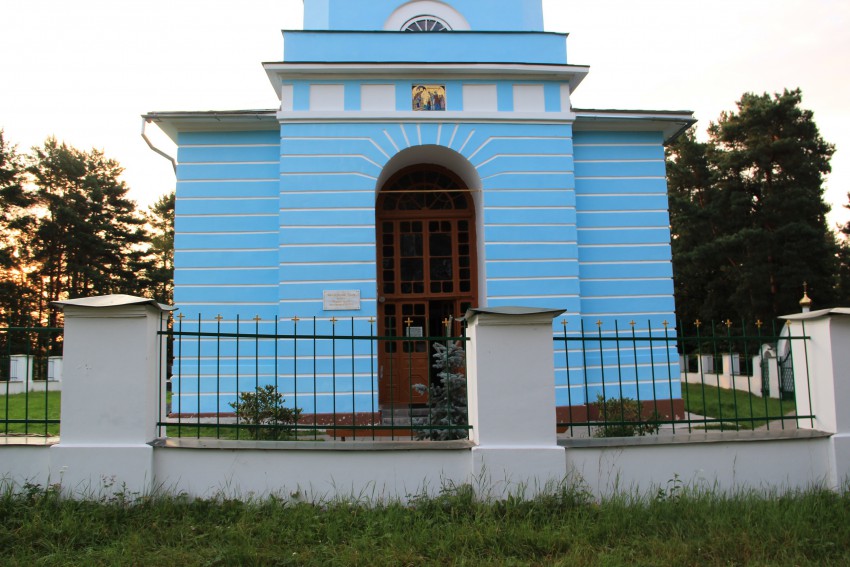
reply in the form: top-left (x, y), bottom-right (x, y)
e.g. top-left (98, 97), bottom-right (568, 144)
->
top-left (487, 241), bottom-right (577, 246)
top-left (581, 278), bottom-right (670, 283)
top-left (174, 266), bottom-right (277, 272)
top-left (574, 159), bottom-right (663, 164)
top-left (481, 171), bottom-right (572, 180)
top-left (282, 190), bottom-right (373, 195)
top-left (280, 172), bottom-right (377, 179)
top-left (280, 261), bottom-right (375, 267)
top-left (487, 294), bottom-right (579, 300)
top-left (578, 209), bottom-right (667, 214)
top-left (182, 161), bottom-right (278, 166)
top-left (178, 284), bottom-right (277, 289)
top-left (487, 258), bottom-right (574, 264)
top-left (279, 279), bottom-right (374, 285)
top-left (468, 136), bottom-right (572, 161)
top-left (176, 267), bottom-right (277, 272)
top-left (179, 179), bottom-right (279, 183)
top-left (281, 154), bottom-right (382, 168)
top-left (177, 213), bottom-right (277, 218)
top-left (485, 223), bottom-right (574, 227)
top-left (278, 299), bottom-right (378, 304)
top-left (179, 231), bottom-right (277, 236)
top-left (483, 187), bottom-right (570, 192)
top-left (578, 243), bottom-right (667, 248)
top-left (280, 225), bottom-right (373, 230)
top-left (579, 260), bottom-right (668, 265)
top-left (575, 176), bottom-right (665, 180)
top-left (281, 243), bottom-right (372, 248)
top-left (182, 143), bottom-right (279, 149)
top-left (279, 207), bottom-right (371, 212)
top-left (476, 154), bottom-right (572, 168)
top-left (485, 206), bottom-right (573, 211)
top-left (176, 302), bottom-right (278, 306)
top-left (577, 226), bottom-right (669, 232)
top-left (488, 276), bottom-right (578, 282)
top-left (572, 143), bottom-right (658, 147)
top-left (179, 248), bottom-right (276, 253)
top-left (178, 197), bottom-right (277, 201)
top-left (582, 294), bottom-right (671, 300)
top-left (577, 193), bottom-right (666, 198)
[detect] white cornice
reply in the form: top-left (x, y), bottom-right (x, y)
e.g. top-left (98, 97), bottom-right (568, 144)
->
top-left (573, 110), bottom-right (696, 144)
top-left (274, 110), bottom-right (578, 124)
top-left (264, 62), bottom-right (589, 94)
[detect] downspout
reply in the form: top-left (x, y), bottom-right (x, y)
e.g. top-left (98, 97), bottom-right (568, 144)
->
top-left (141, 117), bottom-right (177, 174)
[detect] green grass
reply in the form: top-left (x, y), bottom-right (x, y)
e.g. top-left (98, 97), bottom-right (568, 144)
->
top-left (682, 382), bottom-right (797, 430)
top-left (0, 390), bottom-right (60, 436)
top-left (1, 483), bottom-right (848, 566)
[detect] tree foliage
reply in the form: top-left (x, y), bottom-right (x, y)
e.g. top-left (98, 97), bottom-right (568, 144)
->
top-left (668, 89), bottom-right (837, 324)
top-left (0, 131), bottom-right (174, 328)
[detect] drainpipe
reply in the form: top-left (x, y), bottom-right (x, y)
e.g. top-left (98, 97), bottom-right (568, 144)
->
top-left (141, 117), bottom-right (177, 174)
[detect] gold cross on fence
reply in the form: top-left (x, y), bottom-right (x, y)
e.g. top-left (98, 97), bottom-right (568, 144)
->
top-left (214, 314), bottom-right (223, 323)
top-left (405, 317), bottom-right (414, 327)
top-left (253, 315), bottom-right (262, 324)
top-left (330, 317), bottom-right (338, 325)
top-left (292, 316), bottom-right (300, 324)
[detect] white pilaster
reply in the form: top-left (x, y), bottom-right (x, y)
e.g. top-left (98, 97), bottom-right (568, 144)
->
top-left (465, 307), bottom-right (565, 495)
top-left (785, 309), bottom-right (850, 490)
top-left (49, 295), bottom-right (171, 497)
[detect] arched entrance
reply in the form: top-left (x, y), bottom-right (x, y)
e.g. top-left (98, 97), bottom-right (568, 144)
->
top-left (376, 164), bottom-right (478, 408)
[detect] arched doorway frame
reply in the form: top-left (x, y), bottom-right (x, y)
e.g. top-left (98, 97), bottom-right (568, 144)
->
top-left (375, 145), bottom-right (485, 304)
top-left (374, 157), bottom-right (480, 409)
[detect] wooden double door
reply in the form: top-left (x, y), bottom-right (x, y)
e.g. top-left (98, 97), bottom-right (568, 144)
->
top-left (376, 166), bottom-right (477, 407)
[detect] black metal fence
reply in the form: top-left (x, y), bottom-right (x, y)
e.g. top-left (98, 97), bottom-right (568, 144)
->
top-left (0, 326), bottom-right (63, 437)
top-left (160, 316), bottom-right (471, 442)
top-left (555, 319), bottom-right (812, 437)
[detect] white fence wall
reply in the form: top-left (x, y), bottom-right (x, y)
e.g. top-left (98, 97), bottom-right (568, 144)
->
top-left (2, 296), bottom-right (850, 501)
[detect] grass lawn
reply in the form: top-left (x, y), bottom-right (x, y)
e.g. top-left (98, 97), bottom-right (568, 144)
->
top-left (0, 390), bottom-right (60, 436)
top-left (682, 382), bottom-right (797, 430)
top-left (0, 483), bottom-right (848, 566)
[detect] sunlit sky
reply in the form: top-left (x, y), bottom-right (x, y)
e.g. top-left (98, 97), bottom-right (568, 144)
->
top-left (1, 0), bottom-right (848, 226)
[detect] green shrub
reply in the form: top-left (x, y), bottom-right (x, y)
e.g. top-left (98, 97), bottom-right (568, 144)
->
top-left (413, 341), bottom-right (468, 441)
top-left (229, 385), bottom-right (302, 440)
top-left (591, 395), bottom-right (660, 438)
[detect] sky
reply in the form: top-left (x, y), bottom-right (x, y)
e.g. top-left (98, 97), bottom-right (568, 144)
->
top-left (1, 0), bottom-right (848, 227)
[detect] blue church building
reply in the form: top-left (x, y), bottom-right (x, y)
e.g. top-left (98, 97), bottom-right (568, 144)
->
top-left (145, 0), bottom-right (694, 422)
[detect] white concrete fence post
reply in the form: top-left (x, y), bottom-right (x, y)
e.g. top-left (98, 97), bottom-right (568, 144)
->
top-left (465, 307), bottom-right (566, 495)
top-left (785, 309), bottom-right (850, 490)
top-left (49, 295), bottom-right (171, 496)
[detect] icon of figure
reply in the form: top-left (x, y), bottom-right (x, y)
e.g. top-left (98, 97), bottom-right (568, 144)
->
top-left (413, 85), bottom-right (425, 110)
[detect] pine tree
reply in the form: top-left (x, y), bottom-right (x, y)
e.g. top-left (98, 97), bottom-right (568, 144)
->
top-left (26, 138), bottom-right (149, 324)
top-left (668, 89), bottom-right (836, 324)
top-left (0, 131), bottom-right (39, 328)
top-left (140, 191), bottom-right (175, 304)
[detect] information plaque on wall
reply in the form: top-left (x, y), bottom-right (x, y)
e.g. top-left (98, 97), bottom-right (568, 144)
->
top-left (323, 290), bottom-right (361, 311)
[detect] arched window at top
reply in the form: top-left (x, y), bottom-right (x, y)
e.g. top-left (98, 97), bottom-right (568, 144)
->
top-left (402, 16), bottom-right (451, 32)
top-left (384, 2), bottom-right (471, 32)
